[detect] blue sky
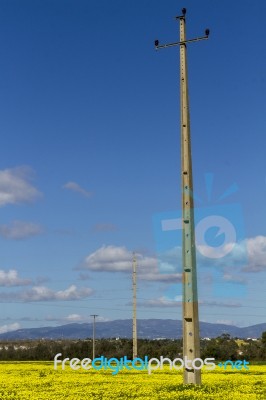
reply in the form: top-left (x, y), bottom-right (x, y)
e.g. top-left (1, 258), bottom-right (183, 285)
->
top-left (0, 0), bottom-right (265, 334)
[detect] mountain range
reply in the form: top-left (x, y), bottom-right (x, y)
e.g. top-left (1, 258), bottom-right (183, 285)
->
top-left (0, 319), bottom-right (265, 340)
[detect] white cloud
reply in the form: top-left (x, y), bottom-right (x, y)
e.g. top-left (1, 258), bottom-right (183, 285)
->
top-left (83, 245), bottom-right (135, 272)
top-left (21, 285), bottom-right (93, 301)
top-left (0, 220), bottom-right (43, 240)
top-left (140, 272), bottom-right (181, 282)
top-left (45, 314), bottom-right (109, 323)
top-left (216, 319), bottom-right (236, 326)
top-left (138, 297), bottom-right (242, 308)
top-left (139, 296), bottom-right (181, 308)
top-left (199, 300), bottom-right (242, 308)
top-left (0, 270), bottom-right (31, 287)
top-left (62, 181), bottom-right (92, 198)
top-left (81, 245), bottom-right (182, 282)
top-left (65, 313), bottom-right (84, 322)
top-left (243, 236), bottom-right (266, 272)
top-left (0, 166), bottom-right (41, 207)
top-left (196, 236), bottom-right (266, 273)
top-left (0, 323), bottom-right (20, 334)
top-left (0, 285), bottom-right (93, 302)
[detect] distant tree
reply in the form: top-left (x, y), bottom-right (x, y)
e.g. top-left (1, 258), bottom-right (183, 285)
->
top-left (35, 342), bottom-right (51, 360)
top-left (217, 333), bottom-right (231, 342)
top-left (201, 336), bottom-right (238, 361)
top-left (239, 340), bottom-right (260, 361)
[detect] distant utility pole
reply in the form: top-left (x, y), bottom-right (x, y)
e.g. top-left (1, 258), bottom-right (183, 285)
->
top-left (132, 253), bottom-right (137, 359)
top-left (90, 314), bottom-right (98, 360)
top-left (155, 8), bottom-right (210, 385)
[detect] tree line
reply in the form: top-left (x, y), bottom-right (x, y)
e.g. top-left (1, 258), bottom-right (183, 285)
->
top-left (0, 332), bottom-right (265, 361)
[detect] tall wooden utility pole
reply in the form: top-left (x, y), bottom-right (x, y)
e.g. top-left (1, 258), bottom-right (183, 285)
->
top-left (155, 8), bottom-right (210, 385)
top-left (132, 253), bottom-right (137, 359)
top-left (90, 314), bottom-right (98, 360)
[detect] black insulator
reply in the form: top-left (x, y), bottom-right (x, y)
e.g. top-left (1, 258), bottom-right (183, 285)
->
top-left (205, 28), bottom-right (210, 36)
top-left (182, 8), bottom-right (187, 15)
top-left (154, 39), bottom-right (159, 47)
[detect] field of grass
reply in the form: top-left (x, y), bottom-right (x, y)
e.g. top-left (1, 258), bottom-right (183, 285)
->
top-left (0, 362), bottom-right (265, 399)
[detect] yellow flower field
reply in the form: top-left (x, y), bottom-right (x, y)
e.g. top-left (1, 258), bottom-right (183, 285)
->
top-left (0, 362), bottom-right (265, 400)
